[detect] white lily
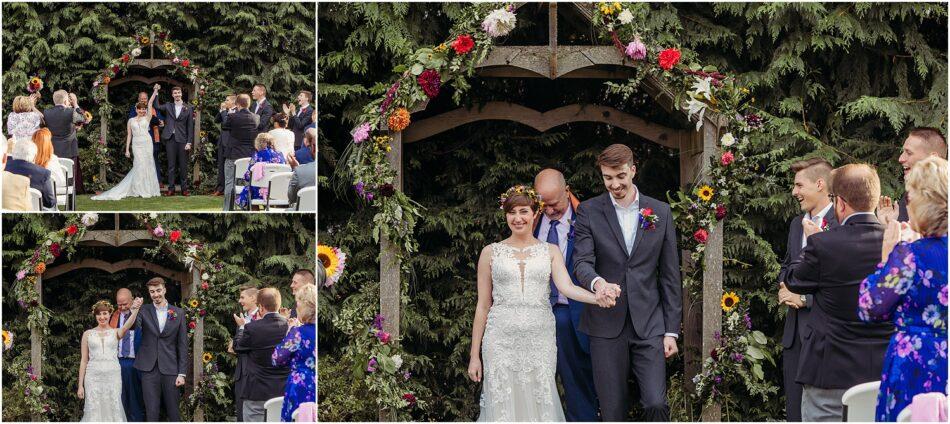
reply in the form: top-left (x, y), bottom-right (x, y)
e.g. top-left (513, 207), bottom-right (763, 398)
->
top-left (691, 77), bottom-right (713, 101)
top-left (685, 98), bottom-right (708, 131)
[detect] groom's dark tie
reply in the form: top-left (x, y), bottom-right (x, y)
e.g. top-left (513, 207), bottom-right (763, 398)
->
top-left (547, 220), bottom-right (560, 305)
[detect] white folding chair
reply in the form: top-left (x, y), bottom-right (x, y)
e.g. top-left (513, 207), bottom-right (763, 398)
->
top-left (896, 405), bottom-right (912, 422)
top-left (263, 171), bottom-right (293, 211)
top-left (295, 186), bottom-right (316, 211)
top-left (248, 163), bottom-right (292, 210)
top-left (232, 157), bottom-right (252, 209)
top-left (58, 157), bottom-right (75, 210)
top-left (263, 396), bottom-right (284, 422)
top-left (27, 188), bottom-right (42, 211)
top-left (842, 380), bottom-right (881, 422)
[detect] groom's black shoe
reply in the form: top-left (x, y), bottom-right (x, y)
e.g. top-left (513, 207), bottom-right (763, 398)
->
top-left (182, 191), bottom-right (190, 197)
top-left (164, 190), bottom-right (175, 197)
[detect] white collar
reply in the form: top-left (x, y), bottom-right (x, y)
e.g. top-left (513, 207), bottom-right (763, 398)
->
top-left (840, 212), bottom-right (876, 226)
top-left (248, 307), bottom-right (259, 316)
top-left (257, 98), bottom-right (266, 105)
top-left (805, 202), bottom-right (833, 222)
top-left (542, 205), bottom-right (574, 228)
top-left (174, 100), bottom-right (183, 106)
top-left (609, 186), bottom-right (640, 210)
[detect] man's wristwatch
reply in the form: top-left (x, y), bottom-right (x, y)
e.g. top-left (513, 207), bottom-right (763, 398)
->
top-left (799, 295), bottom-right (807, 305)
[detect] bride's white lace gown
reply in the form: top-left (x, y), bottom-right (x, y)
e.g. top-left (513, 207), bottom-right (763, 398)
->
top-left (81, 328), bottom-right (126, 422)
top-left (478, 242), bottom-right (565, 422)
top-left (91, 117), bottom-right (160, 200)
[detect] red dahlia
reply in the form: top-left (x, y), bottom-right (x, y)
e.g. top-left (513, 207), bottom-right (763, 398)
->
top-left (451, 34), bottom-right (475, 55)
top-left (417, 69), bottom-right (441, 99)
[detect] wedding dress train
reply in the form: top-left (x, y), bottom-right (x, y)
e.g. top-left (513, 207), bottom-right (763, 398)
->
top-left (91, 117), bottom-right (160, 200)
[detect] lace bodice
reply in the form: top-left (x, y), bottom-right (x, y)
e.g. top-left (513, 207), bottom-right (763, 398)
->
top-left (129, 117), bottom-right (151, 141)
top-left (86, 329), bottom-right (119, 363)
top-left (489, 242), bottom-right (553, 308)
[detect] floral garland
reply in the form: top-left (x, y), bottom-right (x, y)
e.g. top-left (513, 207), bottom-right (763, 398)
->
top-left (364, 314), bottom-right (425, 415)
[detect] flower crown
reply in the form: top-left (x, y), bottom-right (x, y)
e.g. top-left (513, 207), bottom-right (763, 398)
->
top-left (91, 300), bottom-right (114, 316)
top-left (498, 185), bottom-right (544, 210)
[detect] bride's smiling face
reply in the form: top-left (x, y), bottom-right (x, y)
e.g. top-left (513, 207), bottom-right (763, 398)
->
top-left (95, 310), bottom-right (110, 326)
top-left (136, 107), bottom-right (147, 117)
top-left (505, 205), bottom-right (537, 235)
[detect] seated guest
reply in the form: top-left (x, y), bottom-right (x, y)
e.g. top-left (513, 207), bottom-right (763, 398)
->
top-left (268, 113), bottom-right (296, 162)
top-left (2, 171), bottom-right (31, 210)
top-left (7, 93), bottom-right (44, 149)
top-left (5, 139), bottom-right (55, 210)
top-left (287, 136), bottom-right (315, 207)
top-left (859, 156), bottom-right (948, 422)
top-left (30, 129), bottom-right (67, 194)
top-left (785, 163), bottom-right (895, 422)
top-left (237, 133), bottom-right (286, 210)
top-left (272, 284), bottom-right (315, 422)
top-left (234, 288), bottom-right (290, 422)
top-left (291, 128), bottom-right (316, 166)
top-left (231, 286), bottom-right (260, 421)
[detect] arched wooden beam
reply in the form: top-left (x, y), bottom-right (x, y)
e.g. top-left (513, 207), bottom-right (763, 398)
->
top-left (402, 101), bottom-right (686, 150)
top-left (43, 258), bottom-right (188, 282)
top-left (79, 229), bottom-right (158, 247)
top-left (109, 74), bottom-right (193, 89)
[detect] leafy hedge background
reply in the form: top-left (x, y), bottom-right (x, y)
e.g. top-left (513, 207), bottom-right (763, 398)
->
top-left (1, 213), bottom-right (315, 421)
top-left (318, 2), bottom-right (947, 421)
top-left (1, 2), bottom-right (315, 193)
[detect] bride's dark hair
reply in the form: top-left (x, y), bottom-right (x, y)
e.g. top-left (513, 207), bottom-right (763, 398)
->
top-left (136, 101), bottom-right (148, 110)
top-left (91, 300), bottom-right (114, 316)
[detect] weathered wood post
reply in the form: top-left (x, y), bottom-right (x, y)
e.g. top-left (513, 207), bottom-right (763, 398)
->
top-left (100, 85), bottom-right (109, 187)
top-left (187, 266), bottom-right (205, 422)
top-left (699, 115), bottom-right (724, 422)
top-left (192, 85), bottom-right (202, 187)
top-left (378, 126), bottom-right (403, 422)
top-left (29, 274), bottom-right (43, 422)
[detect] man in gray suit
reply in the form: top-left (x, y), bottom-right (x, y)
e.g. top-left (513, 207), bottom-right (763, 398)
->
top-left (43, 90), bottom-right (87, 193)
top-left (133, 277), bottom-right (188, 422)
top-left (152, 84), bottom-right (194, 196)
top-left (287, 128), bottom-right (316, 207)
top-left (572, 144), bottom-right (682, 421)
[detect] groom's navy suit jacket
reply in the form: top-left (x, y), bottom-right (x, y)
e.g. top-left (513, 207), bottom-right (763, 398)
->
top-left (154, 100), bottom-right (194, 144)
top-left (133, 303), bottom-right (189, 376)
top-left (572, 192), bottom-right (682, 339)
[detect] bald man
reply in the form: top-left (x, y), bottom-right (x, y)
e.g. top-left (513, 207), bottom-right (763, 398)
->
top-left (110, 288), bottom-right (145, 421)
top-left (533, 169), bottom-right (598, 421)
top-left (879, 127), bottom-right (948, 223)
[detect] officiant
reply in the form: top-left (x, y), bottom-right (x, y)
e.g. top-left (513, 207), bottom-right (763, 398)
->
top-left (109, 288), bottom-right (145, 422)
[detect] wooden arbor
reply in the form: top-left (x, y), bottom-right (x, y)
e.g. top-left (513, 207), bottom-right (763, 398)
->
top-left (100, 32), bottom-right (203, 187)
top-left (378, 3), bottom-right (725, 420)
top-left (29, 214), bottom-right (207, 421)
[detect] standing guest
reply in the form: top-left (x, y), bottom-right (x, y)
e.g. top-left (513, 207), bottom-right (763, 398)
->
top-left (43, 90), bottom-right (87, 193)
top-left (234, 288), bottom-right (290, 422)
top-left (785, 164), bottom-right (895, 422)
top-left (292, 128), bottom-right (316, 166)
top-left (222, 94), bottom-right (260, 211)
top-left (859, 156), bottom-right (948, 422)
top-left (283, 90), bottom-right (313, 149)
top-left (287, 137), bottom-right (315, 207)
top-left (250, 84), bottom-right (274, 133)
top-left (109, 288), bottom-right (144, 422)
top-left (230, 286), bottom-right (260, 421)
top-left (236, 133), bottom-right (285, 210)
top-left (30, 129), bottom-right (67, 196)
top-left (128, 91), bottom-right (165, 186)
top-left (879, 128), bottom-right (947, 224)
top-left (268, 113), bottom-right (296, 162)
top-left (777, 158), bottom-right (837, 422)
top-left (214, 95), bottom-right (237, 196)
top-left (304, 107), bottom-right (316, 133)
top-left (272, 284), bottom-right (316, 422)
top-left (5, 140), bottom-right (55, 209)
top-left (7, 93), bottom-right (44, 150)
top-left (286, 269), bottom-right (316, 320)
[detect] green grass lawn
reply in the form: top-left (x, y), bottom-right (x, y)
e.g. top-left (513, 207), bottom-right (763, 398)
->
top-left (75, 194), bottom-right (225, 211)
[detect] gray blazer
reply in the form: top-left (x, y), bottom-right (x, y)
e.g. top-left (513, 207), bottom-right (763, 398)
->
top-left (572, 192), bottom-right (682, 339)
top-left (42, 105), bottom-right (85, 157)
top-left (288, 161), bottom-right (315, 205)
top-left (155, 101), bottom-right (194, 144)
top-left (132, 303), bottom-right (189, 376)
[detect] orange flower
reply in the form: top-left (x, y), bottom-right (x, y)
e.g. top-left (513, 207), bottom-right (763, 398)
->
top-left (103, 76), bottom-right (111, 85)
top-left (34, 262), bottom-right (46, 274)
top-left (388, 108), bottom-right (411, 132)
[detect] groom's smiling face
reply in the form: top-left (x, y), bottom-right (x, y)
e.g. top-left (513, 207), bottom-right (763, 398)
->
top-left (601, 163), bottom-right (636, 201)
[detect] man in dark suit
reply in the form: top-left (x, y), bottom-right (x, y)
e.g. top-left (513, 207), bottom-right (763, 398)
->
top-left (777, 158), bottom-right (837, 422)
top-left (283, 90), bottom-right (313, 149)
top-left (133, 277), bottom-right (189, 422)
top-left (213, 95), bottom-right (238, 196)
top-left (785, 164), bottom-right (895, 422)
top-left (152, 84), bottom-right (195, 196)
top-left (250, 84), bottom-right (274, 133)
top-left (879, 127), bottom-right (947, 223)
top-left (573, 144), bottom-right (681, 421)
top-left (230, 286), bottom-right (260, 421)
top-left (234, 288), bottom-right (290, 422)
top-left (43, 89), bottom-right (87, 193)
top-left (222, 94), bottom-right (260, 211)
top-left (128, 91), bottom-right (165, 186)
top-left (533, 169), bottom-right (598, 421)
top-left (5, 140), bottom-right (55, 209)
top-left (110, 288), bottom-right (145, 422)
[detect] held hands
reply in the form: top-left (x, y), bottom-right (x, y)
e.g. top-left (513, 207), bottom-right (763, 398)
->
top-left (467, 357), bottom-right (482, 382)
top-left (185, 143), bottom-right (192, 151)
top-left (153, 84), bottom-right (161, 93)
top-left (801, 218), bottom-right (822, 239)
top-left (175, 376), bottom-right (185, 387)
top-left (131, 297), bottom-right (144, 311)
top-left (877, 196), bottom-right (899, 226)
top-left (593, 280), bottom-right (622, 308)
top-left (778, 283), bottom-right (804, 309)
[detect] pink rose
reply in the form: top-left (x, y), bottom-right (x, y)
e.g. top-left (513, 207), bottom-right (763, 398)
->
top-left (720, 151), bottom-right (734, 166)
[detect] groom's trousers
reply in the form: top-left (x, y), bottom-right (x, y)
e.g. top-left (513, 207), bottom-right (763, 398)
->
top-left (119, 358), bottom-right (145, 421)
top-left (589, 315), bottom-right (669, 421)
top-left (166, 141), bottom-right (189, 193)
top-left (140, 367), bottom-right (181, 421)
top-left (554, 305), bottom-right (599, 421)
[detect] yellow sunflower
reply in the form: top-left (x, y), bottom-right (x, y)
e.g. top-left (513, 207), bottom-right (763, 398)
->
top-left (318, 245), bottom-right (339, 272)
top-left (189, 298), bottom-right (199, 308)
top-left (2, 330), bottom-right (12, 350)
top-left (202, 352), bottom-right (213, 364)
top-left (697, 185), bottom-right (715, 202)
top-left (721, 292), bottom-right (739, 312)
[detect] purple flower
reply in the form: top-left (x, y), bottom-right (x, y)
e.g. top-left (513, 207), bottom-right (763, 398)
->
top-left (366, 192), bottom-right (375, 202)
top-left (743, 313), bottom-right (752, 330)
top-left (354, 182), bottom-right (366, 197)
top-left (352, 123), bottom-right (371, 144)
top-left (367, 357), bottom-right (378, 373)
top-left (24, 388), bottom-right (30, 396)
top-left (153, 225), bottom-right (165, 238)
top-left (625, 37), bottom-right (646, 60)
top-left (403, 371), bottom-right (411, 380)
top-left (372, 314), bottom-right (385, 331)
top-left (732, 353), bottom-right (744, 362)
top-left (380, 81), bottom-right (401, 114)
top-left (16, 270), bottom-right (26, 281)
top-left (713, 331), bottom-right (721, 342)
top-left (18, 300), bottom-right (26, 308)
top-left (713, 375), bottom-right (722, 384)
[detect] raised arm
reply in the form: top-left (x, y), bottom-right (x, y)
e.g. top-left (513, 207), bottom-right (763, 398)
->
top-left (859, 242), bottom-right (915, 322)
top-left (467, 245), bottom-right (493, 383)
top-left (117, 298), bottom-right (142, 339)
top-left (77, 331), bottom-right (89, 399)
top-left (147, 89), bottom-right (157, 118)
top-left (550, 244), bottom-right (608, 305)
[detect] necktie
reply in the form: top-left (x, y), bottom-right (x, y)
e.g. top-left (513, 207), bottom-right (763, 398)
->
top-left (120, 312), bottom-right (131, 357)
top-left (547, 220), bottom-right (560, 305)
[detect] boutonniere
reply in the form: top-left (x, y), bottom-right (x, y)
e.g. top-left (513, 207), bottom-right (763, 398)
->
top-left (820, 219), bottom-right (830, 231)
top-left (167, 309), bottom-right (177, 321)
top-left (640, 208), bottom-right (659, 230)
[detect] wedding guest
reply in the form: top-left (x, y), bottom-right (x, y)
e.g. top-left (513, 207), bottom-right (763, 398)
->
top-left (5, 139), bottom-right (55, 209)
top-left (283, 90), bottom-right (313, 148)
top-left (250, 84), bottom-right (274, 132)
top-left (785, 163), bottom-right (895, 421)
top-left (879, 128), bottom-right (947, 224)
top-left (30, 129), bottom-right (67, 195)
top-left (2, 171), bottom-right (31, 210)
top-left (272, 284), bottom-right (315, 421)
top-left (237, 133), bottom-right (286, 210)
top-left (287, 138), bottom-right (315, 207)
top-left (288, 269), bottom-right (315, 319)
top-left (214, 95), bottom-right (238, 196)
top-left (859, 156), bottom-right (948, 422)
top-left (268, 113), bottom-right (296, 162)
top-left (128, 91), bottom-right (165, 186)
top-left (234, 288), bottom-right (290, 422)
top-left (304, 107), bottom-right (316, 133)
top-left (777, 158), bottom-right (837, 422)
top-left (222, 94), bottom-right (261, 211)
top-left (7, 93), bottom-right (43, 150)
top-left (231, 286), bottom-right (260, 421)
top-left (292, 128), bottom-right (316, 166)
top-left (109, 288), bottom-right (145, 422)
top-left (43, 90), bottom-right (86, 193)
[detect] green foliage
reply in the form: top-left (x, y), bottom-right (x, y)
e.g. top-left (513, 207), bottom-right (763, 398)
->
top-left (319, 2), bottom-right (946, 421)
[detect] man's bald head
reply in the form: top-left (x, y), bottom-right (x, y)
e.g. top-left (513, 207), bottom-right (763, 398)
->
top-left (534, 169), bottom-right (571, 221)
top-left (116, 288), bottom-right (133, 312)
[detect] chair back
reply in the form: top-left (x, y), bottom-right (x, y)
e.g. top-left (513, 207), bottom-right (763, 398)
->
top-left (267, 171), bottom-right (294, 203)
top-left (28, 187), bottom-right (42, 211)
top-left (296, 186), bottom-right (316, 211)
top-left (842, 380), bottom-right (881, 422)
top-left (263, 396), bottom-right (284, 422)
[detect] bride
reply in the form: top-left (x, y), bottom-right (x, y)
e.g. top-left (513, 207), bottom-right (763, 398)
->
top-left (77, 297), bottom-right (143, 421)
top-left (91, 85), bottom-right (161, 200)
top-left (468, 185), bottom-right (621, 421)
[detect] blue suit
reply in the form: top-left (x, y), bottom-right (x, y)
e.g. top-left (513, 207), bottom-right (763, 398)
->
top-left (535, 204), bottom-right (599, 421)
top-left (112, 310), bottom-right (145, 421)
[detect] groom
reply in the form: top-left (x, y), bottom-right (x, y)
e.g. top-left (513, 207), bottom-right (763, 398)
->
top-left (134, 277), bottom-right (188, 422)
top-left (572, 144), bottom-right (682, 421)
top-left (152, 84), bottom-right (195, 196)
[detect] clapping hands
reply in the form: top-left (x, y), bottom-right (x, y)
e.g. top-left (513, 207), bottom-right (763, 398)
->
top-left (593, 280), bottom-right (622, 308)
top-left (877, 196), bottom-right (899, 226)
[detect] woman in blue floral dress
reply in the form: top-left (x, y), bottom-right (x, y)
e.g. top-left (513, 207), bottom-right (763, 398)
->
top-left (272, 284), bottom-right (316, 421)
top-left (238, 133), bottom-right (286, 209)
top-left (859, 156), bottom-right (948, 421)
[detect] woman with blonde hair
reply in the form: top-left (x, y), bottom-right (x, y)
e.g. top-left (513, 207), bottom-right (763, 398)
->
top-left (272, 283), bottom-right (315, 421)
top-left (6, 93), bottom-right (43, 151)
top-left (859, 155), bottom-right (948, 421)
top-left (31, 128), bottom-right (67, 193)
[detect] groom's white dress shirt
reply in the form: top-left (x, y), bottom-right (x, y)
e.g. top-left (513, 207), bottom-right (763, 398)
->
top-left (173, 101), bottom-right (184, 120)
top-left (802, 202), bottom-right (833, 249)
top-left (155, 303), bottom-right (168, 332)
top-left (538, 207), bottom-right (574, 305)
